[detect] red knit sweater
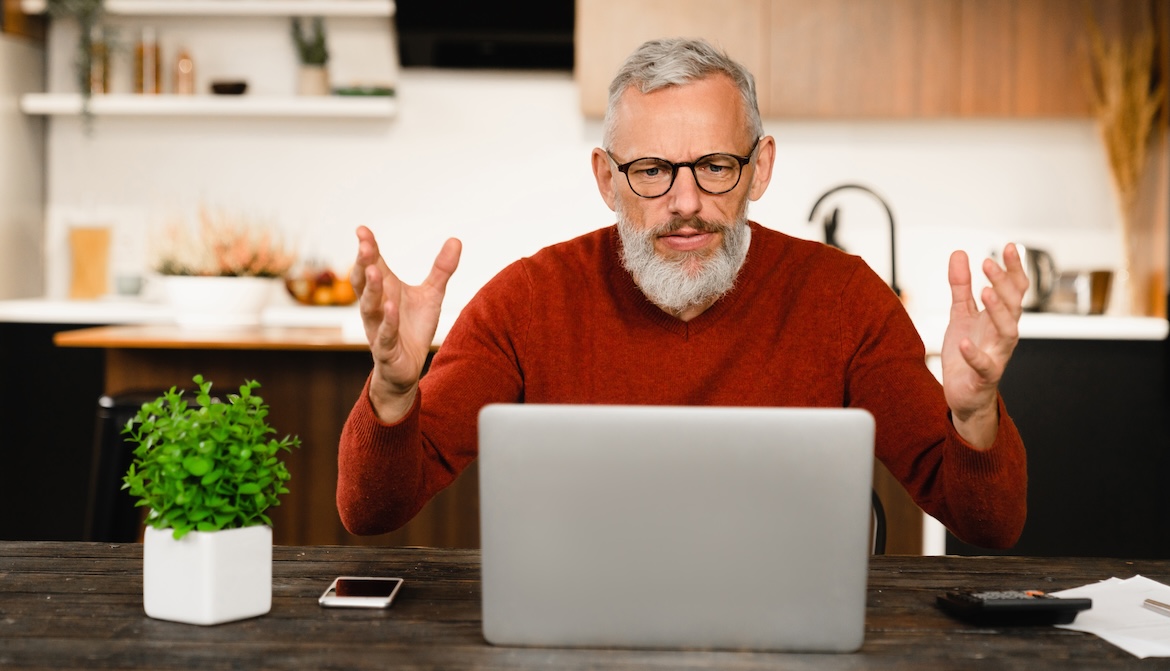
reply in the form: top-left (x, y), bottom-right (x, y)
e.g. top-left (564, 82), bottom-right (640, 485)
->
top-left (338, 222), bottom-right (1027, 548)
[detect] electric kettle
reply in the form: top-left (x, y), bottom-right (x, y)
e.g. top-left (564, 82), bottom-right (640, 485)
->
top-left (1015, 244), bottom-right (1057, 312)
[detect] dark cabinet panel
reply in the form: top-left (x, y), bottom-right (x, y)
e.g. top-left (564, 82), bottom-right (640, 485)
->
top-left (948, 336), bottom-right (1170, 558)
top-left (0, 323), bottom-right (104, 540)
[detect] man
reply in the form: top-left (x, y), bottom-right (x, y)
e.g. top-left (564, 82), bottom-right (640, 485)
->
top-left (337, 38), bottom-right (1028, 549)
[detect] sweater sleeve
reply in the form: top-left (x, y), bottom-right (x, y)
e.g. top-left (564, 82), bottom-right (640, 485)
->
top-left (840, 262), bottom-right (1027, 550)
top-left (336, 261), bottom-right (532, 536)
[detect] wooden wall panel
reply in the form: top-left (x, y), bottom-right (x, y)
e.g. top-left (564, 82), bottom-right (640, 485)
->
top-left (769, 0), bottom-right (960, 118)
top-left (958, 0), bottom-right (1090, 116)
top-left (575, 0), bottom-right (769, 118)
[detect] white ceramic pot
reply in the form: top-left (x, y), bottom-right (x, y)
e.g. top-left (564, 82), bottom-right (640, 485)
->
top-left (163, 275), bottom-right (278, 328)
top-left (143, 525), bottom-right (272, 625)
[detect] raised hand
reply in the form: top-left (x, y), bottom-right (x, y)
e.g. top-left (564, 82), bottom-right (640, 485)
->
top-left (940, 243), bottom-right (1029, 449)
top-left (351, 226), bottom-right (462, 424)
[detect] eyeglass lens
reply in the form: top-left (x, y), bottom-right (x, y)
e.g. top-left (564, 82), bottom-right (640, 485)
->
top-left (625, 154), bottom-right (744, 197)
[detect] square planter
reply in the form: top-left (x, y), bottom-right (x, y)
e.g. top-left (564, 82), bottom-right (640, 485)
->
top-left (143, 525), bottom-right (272, 625)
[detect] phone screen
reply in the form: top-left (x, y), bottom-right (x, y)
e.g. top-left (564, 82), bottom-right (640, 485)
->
top-left (319, 577), bottom-right (404, 608)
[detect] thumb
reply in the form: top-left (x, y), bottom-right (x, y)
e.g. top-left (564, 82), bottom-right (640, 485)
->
top-left (424, 238), bottom-right (462, 294)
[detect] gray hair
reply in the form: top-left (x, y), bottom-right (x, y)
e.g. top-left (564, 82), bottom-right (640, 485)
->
top-left (602, 38), bottom-right (763, 149)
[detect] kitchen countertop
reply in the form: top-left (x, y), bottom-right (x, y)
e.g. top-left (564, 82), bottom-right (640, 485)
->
top-left (0, 297), bottom-right (361, 329)
top-left (1, 298), bottom-right (1166, 351)
top-left (910, 311), bottom-right (1169, 355)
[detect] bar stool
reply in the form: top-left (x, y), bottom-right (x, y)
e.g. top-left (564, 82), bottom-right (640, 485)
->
top-left (82, 391), bottom-right (165, 542)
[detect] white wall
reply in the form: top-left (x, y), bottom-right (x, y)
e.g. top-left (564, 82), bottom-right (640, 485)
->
top-left (0, 34), bottom-right (45, 299)
top-left (42, 65), bottom-right (1128, 334)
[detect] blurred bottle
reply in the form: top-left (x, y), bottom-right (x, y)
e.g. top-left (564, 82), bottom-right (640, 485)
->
top-left (69, 225), bottom-right (112, 300)
top-left (88, 24), bottom-right (110, 94)
top-left (174, 48), bottom-right (195, 95)
top-left (134, 27), bottom-right (161, 94)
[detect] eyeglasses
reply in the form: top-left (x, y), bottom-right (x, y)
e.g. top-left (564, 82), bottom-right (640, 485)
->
top-left (607, 139), bottom-right (761, 199)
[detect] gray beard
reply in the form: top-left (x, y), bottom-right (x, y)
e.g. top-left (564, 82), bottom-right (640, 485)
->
top-left (617, 207), bottom-right (752, 317)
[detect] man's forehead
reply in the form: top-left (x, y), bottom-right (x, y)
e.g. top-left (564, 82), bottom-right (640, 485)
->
top-left (608, 76), bottom-right (751, 157)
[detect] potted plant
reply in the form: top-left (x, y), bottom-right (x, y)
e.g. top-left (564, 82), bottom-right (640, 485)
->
top-left (291, 17), bottom-right (330, 95)
top-left (153, 207), bottom-right (297, 328)
top-left (46, 0), bottom-right (106, 125)
top-left (122, 375), bottom-right (301, 625)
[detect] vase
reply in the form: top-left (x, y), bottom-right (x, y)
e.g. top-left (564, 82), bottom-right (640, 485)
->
top-left (163, 275), bottom-right (279, 328)
top-left (297, 65), bottom-right (330, 96)
top-left (143, 525), bottom-right (272, 625)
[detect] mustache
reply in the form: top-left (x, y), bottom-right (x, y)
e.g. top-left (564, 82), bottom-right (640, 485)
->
top-left (650, 217), bottom-right (731, 236)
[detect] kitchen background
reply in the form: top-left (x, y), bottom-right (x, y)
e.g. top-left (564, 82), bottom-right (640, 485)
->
top-left (2, 0), bottom-right (1164, 337)
top-left (1, 0), bottom-right (1168, 557)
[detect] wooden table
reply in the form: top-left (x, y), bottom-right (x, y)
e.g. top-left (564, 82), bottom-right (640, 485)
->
top-left (0, 542), bottom-right (1161, 670)
top-left (53, 325), bottom-right (477, 549)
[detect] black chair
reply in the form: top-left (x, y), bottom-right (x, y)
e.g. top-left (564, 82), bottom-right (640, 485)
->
top-left (871, 489), bottom-right (887, 555)
top-left (82, 391), bottom-right (165, 542)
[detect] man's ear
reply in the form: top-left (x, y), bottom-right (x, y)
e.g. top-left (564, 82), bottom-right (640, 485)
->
top-left (592, 148), bottom-right (617, 211)
top-left (747, 135), bottom-right (776, 202)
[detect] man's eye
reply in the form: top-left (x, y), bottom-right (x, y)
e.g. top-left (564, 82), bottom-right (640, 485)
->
top-left (631, 162), bottom-right (670, 179)
top-left (699, 157), bottom-right (737, 174)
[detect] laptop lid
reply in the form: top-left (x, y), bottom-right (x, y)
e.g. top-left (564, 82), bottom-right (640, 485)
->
top-left (477, 404), bottom-right (875, 653)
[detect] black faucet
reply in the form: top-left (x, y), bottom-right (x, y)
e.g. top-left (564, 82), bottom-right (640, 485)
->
top-left (807, 184), bottom-right (901, 298)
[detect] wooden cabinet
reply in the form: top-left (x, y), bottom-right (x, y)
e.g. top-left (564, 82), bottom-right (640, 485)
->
top-left (577, 0), bottom-right (1162, 119)
top-left (575, 0), bottom-right (769, 118)
top-left (52, 325), bottom-right (479, 548)
top-left (767, 0), bottom-right (960, 118)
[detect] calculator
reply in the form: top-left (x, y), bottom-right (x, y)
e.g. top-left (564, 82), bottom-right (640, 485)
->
top-left (936, 590), bottom-right (1092, 626)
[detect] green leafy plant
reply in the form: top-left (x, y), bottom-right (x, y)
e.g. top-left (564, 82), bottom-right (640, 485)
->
top-left (122, 375), bottom-right (301, 540)
top-left (47, 0), bottom-right (105, 126)
top-left (291, 17), bottom-right (329, 66)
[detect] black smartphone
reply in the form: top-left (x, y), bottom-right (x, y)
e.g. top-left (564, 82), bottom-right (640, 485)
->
top-left (936, 590), bottom-right (1092, 626)
top-left (319, 576), bottom-right (405, 609)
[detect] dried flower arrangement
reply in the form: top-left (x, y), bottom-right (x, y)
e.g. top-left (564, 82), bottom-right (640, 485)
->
top-left (154, 208), bottom-right (297, 278)
top-left (1086, 17), bottom-right (1166, 211)
top-left (1085, 13), bottom-right (1166, 315)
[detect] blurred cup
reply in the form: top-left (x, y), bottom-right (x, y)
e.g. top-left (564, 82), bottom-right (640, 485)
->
top-left (69, 225), bottom-right (112, 299)
top-left (1049, 270), bottom-right (1113, 315)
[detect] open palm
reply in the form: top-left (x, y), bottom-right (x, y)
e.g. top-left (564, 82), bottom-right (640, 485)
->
top-left (351, 226), bottom-right (462, 423)
top-left (940, 245), bottom-right (1028, 447)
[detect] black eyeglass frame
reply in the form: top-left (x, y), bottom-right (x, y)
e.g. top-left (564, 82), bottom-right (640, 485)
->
top-left (607, 138), bottom-right (762, 199)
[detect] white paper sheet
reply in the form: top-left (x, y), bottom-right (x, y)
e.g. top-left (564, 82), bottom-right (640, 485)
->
top-left (1053, 576), bottom-right (1170, 658)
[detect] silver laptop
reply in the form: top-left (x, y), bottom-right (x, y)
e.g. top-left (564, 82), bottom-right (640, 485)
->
top-left (477, 403), bottom-right (875, 653)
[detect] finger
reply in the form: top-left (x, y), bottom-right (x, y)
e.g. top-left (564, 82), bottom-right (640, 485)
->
top-left (422, 238), bottom-right (463, 295)
top-left (948, 250), bottom-right (977, 315)
top-left (1001, 243), bottom-right (1030, 294)
top-left (372, 297), bottom-right (403, 364)
top-left (353, 226), bottom-right (384, 295)
top-left (353, 226), bottom-right (395, 294)
top-left (959, 337), bottom-right (1000, 384)
top-left (980, 286), bottom-right (1021, 351)
top-left (359, 263), bottom-right (386, 331)
top-left (982, 258), bottom-right (1025, 319)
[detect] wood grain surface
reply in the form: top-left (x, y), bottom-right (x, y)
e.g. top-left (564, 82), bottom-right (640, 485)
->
top-left (1, 542), bottom-right (1164, 670)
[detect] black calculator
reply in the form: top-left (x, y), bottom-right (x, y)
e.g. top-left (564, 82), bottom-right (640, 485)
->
top-left (936, 590), bottom-right (1092, 626)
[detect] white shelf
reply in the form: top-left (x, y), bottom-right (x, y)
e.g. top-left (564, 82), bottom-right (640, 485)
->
top-left (23, 0), bottom-right (394, 17)
top-left (21, 93), bottom-right (396, 118)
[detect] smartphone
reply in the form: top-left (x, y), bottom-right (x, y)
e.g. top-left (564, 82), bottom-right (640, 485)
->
top-left (319, 576), bottom-right (404, 609)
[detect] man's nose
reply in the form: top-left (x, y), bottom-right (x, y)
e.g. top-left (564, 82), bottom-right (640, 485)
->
top-left (668, 166), bottom-right (703, 217)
